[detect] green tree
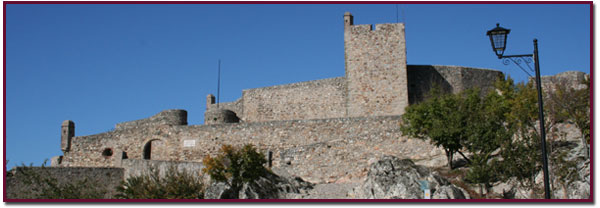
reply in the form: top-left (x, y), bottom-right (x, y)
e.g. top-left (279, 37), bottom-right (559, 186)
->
top-left (400, 90), bottom-right (466, 169)
top-left (202, 144), bottom-right (267, 191)
top-left (462, 85), bottom-right (510, 197)
top-left (497, 80), bottom-right (544, 198)
top-left (115, 166), bottom-right (204, 199)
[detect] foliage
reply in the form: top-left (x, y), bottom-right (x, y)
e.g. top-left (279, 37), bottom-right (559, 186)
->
top-left (115, 166), bottom-right (204, 199)
top-left (496, 79), bottom-right (543, 198)
top-left (202, 144), bottom-right (267, 189)
top-left (401, 83), bottom-right (508, 172)
top-left (10, 161), bottom-right (107, 199)
top-left (400, 89), bottom-right (465, 169)
top-left (402, 74), bottom-right (589, 198)
top-left (460, 84), bottom-right (510, 196)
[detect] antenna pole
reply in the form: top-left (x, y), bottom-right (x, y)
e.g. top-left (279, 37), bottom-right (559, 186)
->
top-left (396, 4), bottom-right (398, 23)
top-left (217, 59), bottom-right (221, 109)
top-left (396, 4), bottom-right (399, 23)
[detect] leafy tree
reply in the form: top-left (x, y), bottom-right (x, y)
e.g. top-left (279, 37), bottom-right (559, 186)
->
top-left (400, 90), bottom-right (466, 169)
top-left (115, 166), bottom-right (204, 199)
top-left (202, 144), bottom-right (267, 191)
top-left (497, 79), bottom-right (544, 198)
top-left (460, 85), bottom-right (510, 197)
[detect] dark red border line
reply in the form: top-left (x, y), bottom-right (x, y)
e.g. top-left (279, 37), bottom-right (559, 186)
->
top-left (2, 1), bottom-right (594, 203)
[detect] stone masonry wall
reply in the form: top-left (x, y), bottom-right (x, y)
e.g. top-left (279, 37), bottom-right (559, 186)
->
top-left (206, 98), bottom-right (243, 119)
top-left (115, 109), bottom-right (188, 130)
top-left (241, 77), bottom-right (347, 122)
top-left (120, 159), bottom-right (208, 183)
top-left (407, 65), bottom-right (504, 104)
top-left (59, 115), bottom-right (445, 183)
top-left (6, 167), bottom-right (124, 199)
top-left (344, 22), bottom-right (409, 117)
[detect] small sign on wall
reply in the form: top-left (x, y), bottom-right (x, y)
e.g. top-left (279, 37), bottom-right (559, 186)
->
top-left (183, 140), bottom-right (196, 147)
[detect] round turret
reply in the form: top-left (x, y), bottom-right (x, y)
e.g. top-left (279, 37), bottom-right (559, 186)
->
top-left (205, 109), bottom-right (240, 124)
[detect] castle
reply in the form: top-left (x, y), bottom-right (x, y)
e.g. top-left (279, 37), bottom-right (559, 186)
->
top-left (51, 13), bottom-right (503, 184)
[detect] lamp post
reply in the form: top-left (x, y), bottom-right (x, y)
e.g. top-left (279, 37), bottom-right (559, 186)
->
top-left (486, 23), bottom-right (551, 199)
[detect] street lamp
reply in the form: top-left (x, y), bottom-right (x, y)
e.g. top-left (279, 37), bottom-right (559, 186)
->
top-left (486, 23), bottom-right (551, 199)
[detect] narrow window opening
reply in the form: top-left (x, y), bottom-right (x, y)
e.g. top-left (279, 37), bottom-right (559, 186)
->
top-left (122, 151), bottom-right (128, 159)
top-left (143, 142), bottom-right (152, 160)
top-left (268, 151), bottom-right (273, 168)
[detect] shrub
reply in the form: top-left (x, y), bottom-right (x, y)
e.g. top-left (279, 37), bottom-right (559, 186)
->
top-left (115, 166), bottom-right (204, 199)
top-left (202, 144), bottom-right (267, 190)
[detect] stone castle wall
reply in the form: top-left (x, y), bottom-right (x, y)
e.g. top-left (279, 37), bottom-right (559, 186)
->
top-left (241, 77), bottom-right (347, 122)
top-left (115, 109), bottom-right (187, 130)
top-left (6, 167), bottom-right (124, 199)
top-left (58, 115), bottom-right (446, 183)
top-left (204, 64), bottom-right (502, 123)
top-left (407, 65), bottom-right (504, 104)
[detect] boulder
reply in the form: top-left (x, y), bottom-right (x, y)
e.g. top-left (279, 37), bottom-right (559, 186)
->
top-left (348, 155), bottom-right (468, 199)
top-left (204, 170), bottom-right (313, 199)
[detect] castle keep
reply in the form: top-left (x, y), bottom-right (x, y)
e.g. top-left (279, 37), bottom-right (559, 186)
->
top-left (52, 13), bottom-right (503, 184)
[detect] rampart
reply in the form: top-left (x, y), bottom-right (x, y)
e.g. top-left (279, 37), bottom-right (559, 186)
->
top-left (204, 65), bottom-right (503, 123)
top-left (58, 115), bottom-right (446, 183)
top-left (407, 65), bottom-right (504, 104)
top-left (240, 77), bottom-right (347, 122)
top-left (6, 167), bottom-right (124, 199)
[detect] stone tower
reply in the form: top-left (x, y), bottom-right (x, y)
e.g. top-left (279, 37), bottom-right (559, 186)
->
top-left (61, 120), bottom-right (74, 152)
top-left (344, 12), bottom-right (409, 117)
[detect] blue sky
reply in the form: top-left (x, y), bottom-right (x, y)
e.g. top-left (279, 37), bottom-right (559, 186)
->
top-left (4, 3), bottom-right (591, 168)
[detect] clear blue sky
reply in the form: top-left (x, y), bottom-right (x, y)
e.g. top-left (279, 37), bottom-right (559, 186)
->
top-left (5, 3), bottom-right (591, 169)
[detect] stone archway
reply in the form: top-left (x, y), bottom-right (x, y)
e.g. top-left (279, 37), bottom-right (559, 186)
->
top-left (142, 139), bottom-right (167, 160)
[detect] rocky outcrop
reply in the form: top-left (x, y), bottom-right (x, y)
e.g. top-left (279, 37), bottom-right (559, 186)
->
top-left (204, 171), bottom-right (313, 199)
top-left (490, 122), bottom-right (590, 199)
top-left (348, 155), bottom-right (468, 199)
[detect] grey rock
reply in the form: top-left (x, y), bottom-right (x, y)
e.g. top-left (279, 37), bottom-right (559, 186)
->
top-left (349, 155), bottom-right (468, 199)
top-left (204, 171), bottom-right (313, 199)
top-left (432, 185), bottom-right (467, 199)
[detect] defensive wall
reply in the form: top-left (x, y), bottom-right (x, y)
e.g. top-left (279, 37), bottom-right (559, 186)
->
top-left (7, 159), bottom-right (205, 199)
top-left (207, 65), bottom-right (503, 122)
top-left (57, 114), bottom-right (447, 184)
top-left (6, 167), bottom-right (124, 199)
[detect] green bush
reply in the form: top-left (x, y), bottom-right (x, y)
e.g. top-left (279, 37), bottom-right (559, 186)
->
top-left (202, 144), bottom-right (267, 190)
top-left (115, 166), bottom-right (204, 199)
